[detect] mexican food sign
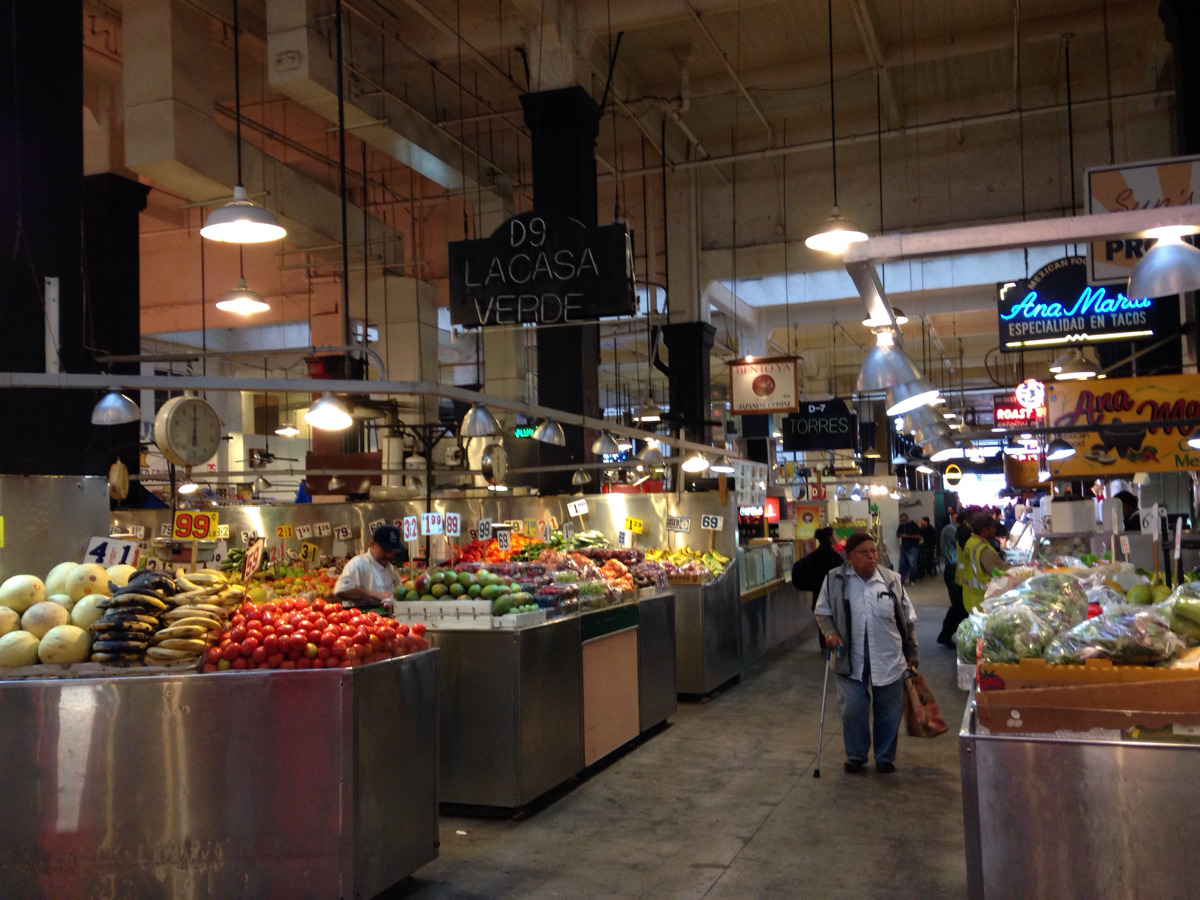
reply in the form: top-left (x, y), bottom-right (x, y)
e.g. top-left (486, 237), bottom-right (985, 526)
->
top-left (1046, 375), bottom-right (1200, 477)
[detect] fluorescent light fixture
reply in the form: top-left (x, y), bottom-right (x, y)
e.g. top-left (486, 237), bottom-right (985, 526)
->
top-left (275, 421), bottom-right (300, 437)
top-left (91, 387), bottom-right (141, 425)
top-left (710, 455), bottom-right (736, 474)
top-left (216, 277), bottom-right (270, 314)
top-left (531, 418), bottom-right (566, 446)
top-left (804, 206), bottom-right (869, 254)
top-left (460, 402), bottom-right (501, 437)
top-left (1046, 438), bottom-right (1076, 460)
top-left (304, 392), bottom-right (352, 431)
top-left (201, 184), bottom-right (286, 244)
top-left (886, 380), bottom-right (941, 416)
top-left (680, 451), bottom-right (710, 473)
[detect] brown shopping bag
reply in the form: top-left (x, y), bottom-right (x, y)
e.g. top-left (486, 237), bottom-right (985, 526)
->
top-left (903, 668), bottom-right (948, 737)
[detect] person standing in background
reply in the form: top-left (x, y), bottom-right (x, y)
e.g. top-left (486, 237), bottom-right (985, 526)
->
top-left (957, 513), bottom-right (1008, 613)
top-left (937, 512), bottom-right (968, 645)
top-left (895, 513), bottom-right (921, 584)
top-left (791, 527), bottom-right (844, 649)
top-left (918, 516), bottom-right (938, 578)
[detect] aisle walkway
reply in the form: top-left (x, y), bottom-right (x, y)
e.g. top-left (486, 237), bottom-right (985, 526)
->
top-left (390, 579), bottom-right (969, 899)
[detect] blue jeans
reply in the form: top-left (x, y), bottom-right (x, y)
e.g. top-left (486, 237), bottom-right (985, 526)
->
top-left (834, 672), bottom-right (906, 765)
top-left (898, 544), bottom-right (920, 582)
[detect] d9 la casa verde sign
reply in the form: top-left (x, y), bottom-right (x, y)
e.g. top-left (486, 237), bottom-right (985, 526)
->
top-left (448, 210), bottom-right (635, 327)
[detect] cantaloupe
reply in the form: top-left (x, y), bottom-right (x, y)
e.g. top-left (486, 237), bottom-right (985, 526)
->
top-left (66, 564), bottom-right (110, 601)
top-left (0, 574), bottom-right (46, 615)
top-left (107, 564), bottom-right (138, 587)
top-left (70, 594), bottom-right (107, 630)
top-left (44, 562), bottom-right (79, 597)
top-left (0, 630), bottom-right (40, 667)
top-left (0, 606), bottom-right (19, 636)
top-left (38, 625), bottom-right (91, 664)
top-left (22, 601), bottom-right (70, 639)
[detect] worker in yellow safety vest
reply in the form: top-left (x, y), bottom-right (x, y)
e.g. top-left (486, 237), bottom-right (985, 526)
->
top-left (956, 513), bottom-right (1008, 612)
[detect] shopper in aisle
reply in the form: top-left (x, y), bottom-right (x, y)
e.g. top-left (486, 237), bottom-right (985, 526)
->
top-left (334, 524), bottom-right (408, 612)
top-left (814, 532), bottom-right (919, 774)
top-left (957, 513), bottom-right (1008, 613)
top-left (895, 513), bottom-right (921, 584)
top-left (937, 512), bottom-right (968, 646)
top-left (1115, 489), bottom-right (1141, 531)
top-left (918, 516), bottom-right (938, 578)
top-left (791, 526), bottom-right (844, 649)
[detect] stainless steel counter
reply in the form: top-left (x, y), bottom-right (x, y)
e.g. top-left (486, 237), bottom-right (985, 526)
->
top-left (674, 567), bottom-right (743, 695)
top-left (740, 579), bottom-right (813, 665)
top-left (959, 694), bottom-right (1200, 899)
top-left (0, 652), bottom-right (439, 900)
top-left (637, 594), bottom-right (676, 731)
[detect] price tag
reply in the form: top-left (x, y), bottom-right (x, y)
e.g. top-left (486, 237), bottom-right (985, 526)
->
top-left (617, 529), bottom-right (632, 548)
top-left (700, 514), bottom-right (724, 531)
top-left (477, 519), bottom-right (493, 540)
top-left (173, 510), bottom-right (218, 540)
top-left (296, 523), bottom-right (314, 539)
top-left (143, 556), bottom-right (160, 570)
top-left (624, 516), bottom-right (644, 535)
top-left (109, 523), bottom-right (123, 536)
top-left (1120, 535), bottom-right (1131, 556)
top-left (507, 519), bottom-right (524, 533)
top-left (314, 522), bottom-right (332, 538)
top-left (665, 515), bottom-right (692, 534)
top-left (541, 522), bottom-right (553, 544)
top-left (243, 537), bottom-right (265, 582)
top-left (333, 524), bottom-right (353, 541)
top-left (444, 512), bottom-right (461, 538)
top-left (402, 515), bottom-right (419, 542)
top-left (159, 522), bottom-right (173, 538)
top-left (523, 519), bottom-right (537, 537)
top-left (214, 524), bottom-right (229, 539)
top-left (562, 520), bottom-right (576, 542)
top-left (495, 529), bottom-right (512, 552)
top-left (368, 518), bottom-right (386, 534)
top-left (567, 499), bottom-right (589, 517)
top-left (299, 541), bottom-right (320, 564)
top-left (421, 512), bottom-right (444, 536)
top-left (130, 524), bottom-right (145, 539)
top-left (84, 537), bottom-right (140, 568)
top-left (274, 524), bottom-right (295, 540)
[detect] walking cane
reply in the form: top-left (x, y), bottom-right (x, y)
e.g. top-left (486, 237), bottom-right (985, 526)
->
top-left (813, 647), bottom-right (833, 778)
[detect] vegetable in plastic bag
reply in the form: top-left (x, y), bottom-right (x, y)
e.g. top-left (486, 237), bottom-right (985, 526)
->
top-left (1043, 606), bottom-right (1184, 665)
top-left (980, 603), bottom-right (1056, 663)
top-left (1086, 586), bottom-right (1126, 614)
top-left (1156, 594), bottom-right (1200, 645)
top-left (984, 584), bottom-right (1085, 634)
top-left (956, 612), bottom-right (986, 665)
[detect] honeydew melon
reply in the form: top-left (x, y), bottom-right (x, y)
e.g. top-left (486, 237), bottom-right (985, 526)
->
top-left (0, 631), bottom-right (40, 667)
top-left (70, 594), bottom-right (107, 630)
top-left (22, 601), bottom-right (71, 639)
top-left (66, 564), bottom-right (110, 601)
top-left (0, 607), bottom-right (19, 636)
top-left (38, 625), bottom-right (91, 664)
top-left (0, 574), bottom-right (46, 615)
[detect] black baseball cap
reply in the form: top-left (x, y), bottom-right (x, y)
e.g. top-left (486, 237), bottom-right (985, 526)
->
top-left (372, 524), bottom-right (403, 552)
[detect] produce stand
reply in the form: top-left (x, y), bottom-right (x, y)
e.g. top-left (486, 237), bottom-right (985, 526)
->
top-left (674, 567), bottom-right (743, 695)
top-left (0, 651), bottom-right (439, 899)
top-left (959, 691), bottom-right (1200, 899)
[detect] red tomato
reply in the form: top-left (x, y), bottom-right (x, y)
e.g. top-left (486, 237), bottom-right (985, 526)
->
top-left (380, 626), bottom-right (397, 641)
top-left (311, 658), bottom-right (325, 669)
top-left (353, 630), bottom-right (370, 646)
top-left (266, 652), bottom-right (285, 667)
top-left (410, 623), bottom-right (427, 637)
top-left (279, 659), bottom-right (296, 669)
top-left (221, 642), bottom-right (242, 662)
top-left (311, 617), bottom-right (328, 632)
top-left (251, 646), bottom-right (268, 664)
top-left (240, 637), bottom-right (259, 657)
top-left (277, 624), bottom-right (295, 637)
top-left (332, 638), bottom-right (347, 657)
top-left (263, 635), bottom-right (280, 654)
top-left (202, 662), bottom-right (218, 673)
top-left (319, 631), bottom-right (336, 648)
top-left (316, 646), bottom-right (332, 660)
top-left (229, 625), bottom-right (247, 643)
top-left (306, 629), bottom-right (321, 644)
top-left (246, 628), bottom-right (264, 644)
top-left (205, 647), bottom-right (221, 664)
top-left (397, 624), bottom-right (410, 637)
top-left (231, 613), bottom-right (246, 628)
top-left (231, 657), bottom-right (248, 669)
top-left (295, 657), bottom-right (312, 669)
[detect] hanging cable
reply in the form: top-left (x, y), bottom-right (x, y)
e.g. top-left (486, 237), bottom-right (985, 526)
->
top-left (335, 0), bottom-right (351, 351)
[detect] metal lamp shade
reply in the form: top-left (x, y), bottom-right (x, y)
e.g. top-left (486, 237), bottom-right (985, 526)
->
top-left (856, 343), bottom-right (925, 393)
top-left (633, 398), bottom-right (664, 423)
top-left (91, 388), bottom-right (141, 425)
top-left (637, 443), bottom-right (665, 466)
top-left (253, 475), bottom-right (272, 492)
top-left (927, 436), bottom-right (965, 462)
top-left (201, 185), bottom-right (287, 243)
top-left (1046, 438), bottom-right (1076, 460)
top-left (571, 468), bottom-right (592, 486)
top-left (1128, 238), bottom-right (1200, 299)
top-left (591, 430), bottom-right (622, 456)
top-left (680, 451), bottom-right (710, 473)
top-left (216, 277), bottom-right (270, 314)
top-left (460, 402), bottom-right (501, 437)
top-left (532, 418), bottom-right (566, 446)
top-left (804, 206), bottom-right (869, 254)
top-left (901, 403), bottom-right (947, 435)
top-left (1053, 349), bottom-right (1099, 381)
top-left (304, 393), bottom-right (352, 431)
top-left (886, 379), bottom-right (941, 416)
top-left (710, 455), bottom-right (736, 474)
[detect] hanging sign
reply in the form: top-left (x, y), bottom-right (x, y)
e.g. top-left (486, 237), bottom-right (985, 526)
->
top-left (943, 464), bottom-right (964, 487)
top-left (728, 357), bottom-right (800, 415)
top-left (1046, 374), bottom-right (1200, 476)
top-left (1086, 154), bottom-right (1200, 285)
top-left (780, 398), bottom-right (857, 451)
top-left (997, 257), bottom-right (1156, 350)
top-left (447, 210), bottom-right (635, 327)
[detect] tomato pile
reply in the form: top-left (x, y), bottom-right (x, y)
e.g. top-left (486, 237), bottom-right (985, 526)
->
top-left (201, 596), bottom-right (428, 672)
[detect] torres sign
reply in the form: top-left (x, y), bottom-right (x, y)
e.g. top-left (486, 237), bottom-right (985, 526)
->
top-left (729, 357), bottom-right (799, 415)
top-left (780, 398), bottom-right (856, 451)
top-left (1046, 375), bottom-right (1200, 476)
top-left (448, 211), bottom-right (635, 327)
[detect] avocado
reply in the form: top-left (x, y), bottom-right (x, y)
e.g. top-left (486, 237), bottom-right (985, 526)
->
top-left (492, 596), bottom-right (512, 616)
top-left (430, 583), bottom-right (447, 598)
top-left (468, 584), bottom-right (483, 598)
top-left (405, 590), bottom-right (419, 603)
top-left (428, 570), bottom-right (444, 585)
top-left (448, 582), bottom-right (465, 597)
top-left (481, 584), bottom-right (502, 601)
top-left (458, 571), bottom-right (477, 587)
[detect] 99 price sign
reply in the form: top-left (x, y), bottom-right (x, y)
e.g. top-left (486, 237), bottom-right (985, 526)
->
top-left (173, 510), bottom-right (218, 540)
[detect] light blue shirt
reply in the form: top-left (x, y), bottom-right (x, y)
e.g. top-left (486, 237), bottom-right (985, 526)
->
top-left (815, 566), bottom-right (916, 686)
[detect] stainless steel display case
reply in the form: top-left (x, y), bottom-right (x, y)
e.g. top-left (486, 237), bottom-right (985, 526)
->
top-left (637, 593), bottom-right (677, 731)
top-left (0, 652), bottom-right (439, 900)
top-left (0, 475), bottom-right (109, 581)
top-left (674, 568), bottom-right (743, 695)
top-left (959, 696), bottom-right (1200, 899)
top-left (740, 579), bottom-right (812, 665)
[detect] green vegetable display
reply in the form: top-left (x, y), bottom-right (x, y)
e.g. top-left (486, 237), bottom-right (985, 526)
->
top-left (1043, 606), bottom-right (1184, 665)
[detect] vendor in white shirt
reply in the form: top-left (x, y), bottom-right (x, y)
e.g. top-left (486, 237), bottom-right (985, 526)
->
top-left (814, 532), bottom-right (919, 774)
top-left (334, 524), bottom-right (408, 611)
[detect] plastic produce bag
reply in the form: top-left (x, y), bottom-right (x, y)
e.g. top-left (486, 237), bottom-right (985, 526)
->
top-left (955, 612), bottom-right (986, 665)
top-left (1156, 594), bottom-right (1200, 645)
top-left (984, 584), bottom-right (1086, 634)
top-left (1043, 606), bottom-right (1184, 665)
top-left (1086, 586), bottom-right (1127, 614)
top-left (984, 566), bottom-right (1040, 602)
top-left (979, 603), bottom-right (1056, 664)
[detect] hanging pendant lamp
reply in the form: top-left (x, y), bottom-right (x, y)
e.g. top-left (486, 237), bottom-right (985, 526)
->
top-left (637, 442), bottom-right (665, 466)
top-left (201, 1), bottom-right (286, 244)
top-left (1128, 227), bottom-right (1200, 299)
top-left (805, 0), bottom-right (868, 255)
top-left (1052, 348), bottom-right (1099, 381)
top-left (91, 387), bottom-right (141, 425)
top-left (217, 277), bottom-right (270, 314)
top-left (710, 455), bottom-right (736, 475)
top-left (633, 395), bottom-right (665, 423)
top-left (1046, 438), bottom-right (1077, 460)
top-left (460, 402), bottom-right (501, 437)
top-left (591, 430), bottom-right (622, 456)
top-left (531, 418), bottom-right (566, 446)
top-left (571, 468), bottom-right (592, 487)
top-left (304, 392), bottom-right (352, 431)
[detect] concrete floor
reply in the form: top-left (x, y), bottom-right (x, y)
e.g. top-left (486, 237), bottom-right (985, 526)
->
top-left (390, 578), bottom-right (970, 899)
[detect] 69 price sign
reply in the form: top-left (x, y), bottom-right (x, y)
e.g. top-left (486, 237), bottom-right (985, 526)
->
top-left (173, 510), bottom-right (219, 540)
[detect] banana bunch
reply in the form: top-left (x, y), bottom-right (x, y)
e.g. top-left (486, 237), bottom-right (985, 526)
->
top-left (645, 546), bottom-right (729, 575)
top-left (147, 604), bottom-right (228, 667)
top-left (173, 568), bottom-right (245, 611)
top-left (90, 570), bottom-right (178, 666)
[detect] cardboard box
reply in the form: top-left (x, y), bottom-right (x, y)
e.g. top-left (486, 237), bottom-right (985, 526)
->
top-left (977, 656), bottom-right (1200, 691)
top-left (975, 678), bottom-right (1200, 735)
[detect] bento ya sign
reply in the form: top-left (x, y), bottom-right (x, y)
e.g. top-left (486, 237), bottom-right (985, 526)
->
top-left (448, 211), bottom-right (635, 327)
top-left (997, 257), bottom-right (1157, 350)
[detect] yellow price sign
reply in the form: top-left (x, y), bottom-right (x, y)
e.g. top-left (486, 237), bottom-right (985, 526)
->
top-left (299, 541), bottom-right (320, 564)
top-left (172, 510), bottom-right (219, 540)
top-left (524, 519), bottom-right (538, 537)
top-left (624, 516), bottom-right (645, 535)
top-left (275, 524), bottom-right (295, 539)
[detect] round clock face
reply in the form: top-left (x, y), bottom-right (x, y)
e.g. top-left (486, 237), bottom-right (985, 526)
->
top-left (154, 396), bottom-right (223, 467)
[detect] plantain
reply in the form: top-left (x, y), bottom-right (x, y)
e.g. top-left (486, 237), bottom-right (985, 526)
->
top-left (153, 625), bottom-right (209, 641)
top-left (92, 639), bottom-right (149, 653)
top-left (145, 646), bottom-right (195, 660)
top-left (99, 593), bottom-right (167, 612)
top-left (156, 637), bottom-right (208, 652)
top-left (161, 615), bottom-right (222, 631)
top-left (91, 652), bottom-right (144, 666)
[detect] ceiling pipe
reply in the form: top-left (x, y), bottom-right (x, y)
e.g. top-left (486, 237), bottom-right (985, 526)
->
top-left (95, 344), bottom-right (388, 379)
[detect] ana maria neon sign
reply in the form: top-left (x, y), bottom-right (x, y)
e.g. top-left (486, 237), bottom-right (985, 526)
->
top-left (1000, 285), bottom-right (1152, 322)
